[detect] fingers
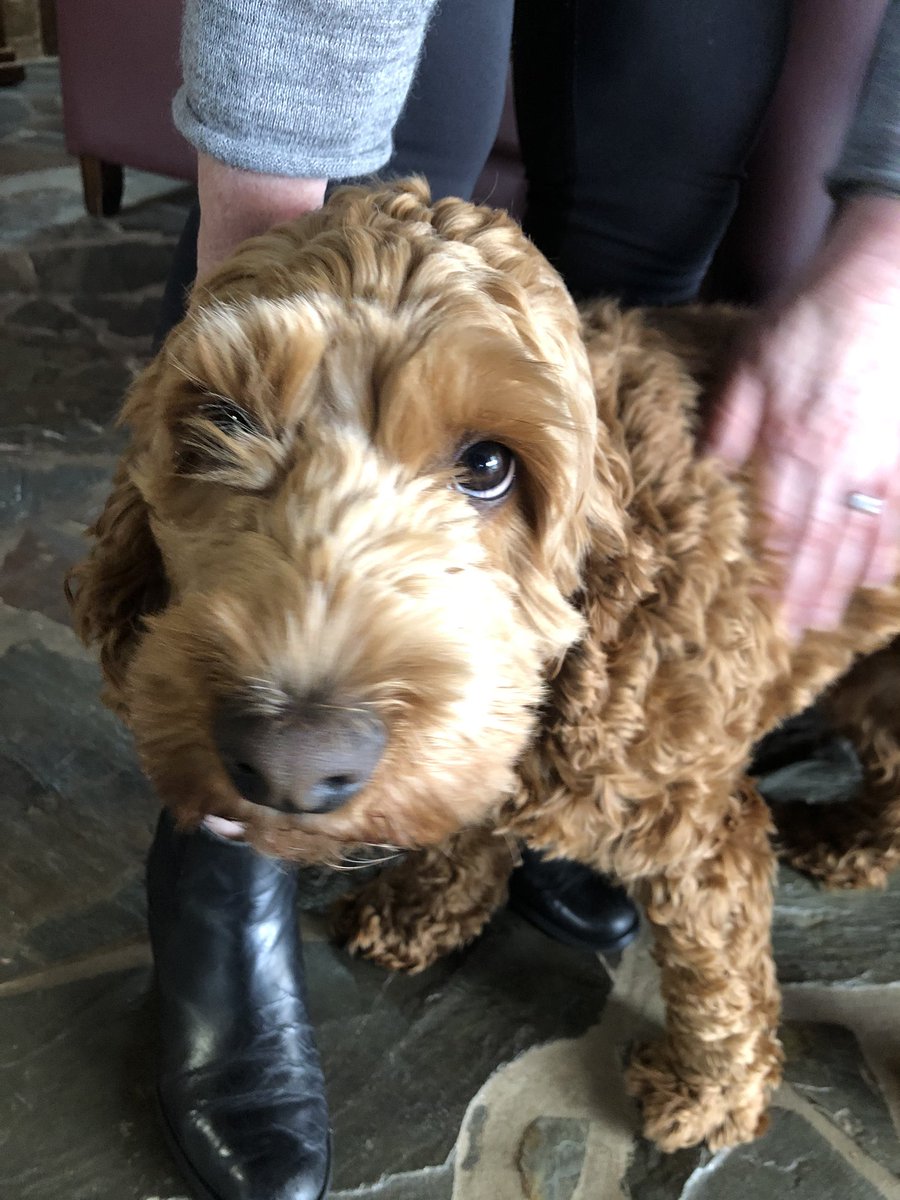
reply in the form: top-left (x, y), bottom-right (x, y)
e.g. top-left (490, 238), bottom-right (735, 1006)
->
top-left (705, 364), bottom-right (767, 468)
top-left (759, 455), bottom-right (832, 639)
top-left (804, 505), bottom-right (880, 633)
top-left (712, 360), bottom-right (899, 636)
top-left (704, 263), bottom-right (900, 636)
top-left (864, 482), bottom-right (900, 589)
top-left (773, 473), bottom-right (895, 637)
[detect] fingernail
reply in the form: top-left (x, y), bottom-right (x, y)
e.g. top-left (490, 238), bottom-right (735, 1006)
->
top-left (783, 614), bottom-right (804, 643)
top-left (804, 604), bottom-right (846, 636)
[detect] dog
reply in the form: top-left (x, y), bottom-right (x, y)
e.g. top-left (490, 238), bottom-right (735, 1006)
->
top-left (67, 179), bottom-right (900, 1153)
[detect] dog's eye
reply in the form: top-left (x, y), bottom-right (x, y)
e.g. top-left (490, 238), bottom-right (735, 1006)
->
top-left (454, 441), bottom-right (516, 501)
top-left (174, 397), bottom-right (275, 486)
top-left (198, 399), bottom-right (261, 436)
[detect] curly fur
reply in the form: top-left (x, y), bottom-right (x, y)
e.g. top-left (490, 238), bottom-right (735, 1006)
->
top-left (68, 179), bottom-right (900, 1152)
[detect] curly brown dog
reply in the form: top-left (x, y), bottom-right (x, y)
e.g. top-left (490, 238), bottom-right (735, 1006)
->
top-left (68, 180), bottom-right (900, 1153)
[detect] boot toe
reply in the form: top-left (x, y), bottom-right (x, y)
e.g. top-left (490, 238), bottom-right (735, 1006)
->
top-left (159, 1085), bottom-right (331, 1200)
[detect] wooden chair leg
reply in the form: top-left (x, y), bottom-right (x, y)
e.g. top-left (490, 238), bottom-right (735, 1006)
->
top-left (79, 156), bottom-right (124, 217)
top-left (0, 2), bottom-right (25, 86)
top-left (39, 0), bottom-right (58, 56)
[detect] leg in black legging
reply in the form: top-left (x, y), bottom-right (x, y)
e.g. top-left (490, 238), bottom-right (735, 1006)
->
top-left (513, 0), bottom-right (791, 304)
top-left (383, 0), bottom-right (514, 200)
top-left (154, 201), bottom-right (200, 349)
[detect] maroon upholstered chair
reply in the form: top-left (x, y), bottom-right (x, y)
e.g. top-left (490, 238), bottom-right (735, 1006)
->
top-left (56, 0), bottom-right (196, 215)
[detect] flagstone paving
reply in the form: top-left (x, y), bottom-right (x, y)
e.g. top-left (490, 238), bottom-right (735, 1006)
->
top-left (2, 59), bottom-right (899, 1200)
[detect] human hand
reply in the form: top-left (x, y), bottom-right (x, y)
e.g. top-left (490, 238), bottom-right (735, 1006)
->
top-left (195, 153), bottom-right (327, 282)
top-left (707, 193), bottom-right (900, 639)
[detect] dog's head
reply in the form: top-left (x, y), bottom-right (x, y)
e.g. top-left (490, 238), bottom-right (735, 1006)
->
top-left (68, 180), bottom-right (630, 861)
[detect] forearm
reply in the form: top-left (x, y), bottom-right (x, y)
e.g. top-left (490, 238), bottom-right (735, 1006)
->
top-left (175, 0), bottom-right (439, 179)
top-left (818, 192), bottom-right (900, 304)
top-left (195, 155), bottom-right (326, 281)
top-left (830, 0), bottom-right (900, 197)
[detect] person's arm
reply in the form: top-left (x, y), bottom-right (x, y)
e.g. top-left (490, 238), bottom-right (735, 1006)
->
top-left (174, 0), bottom-right (439, 278)
top-left (829, 0), bottom-right (900, 199)
top-left (707, 2), bottom-right (900, 638)
top-left (194, 157), bottom-right (327, 282)
top-left (709, 193), bottom-right (900, 636)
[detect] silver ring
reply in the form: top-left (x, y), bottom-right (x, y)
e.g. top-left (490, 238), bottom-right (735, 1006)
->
top-left (846, 491), bottom-right (884, 517)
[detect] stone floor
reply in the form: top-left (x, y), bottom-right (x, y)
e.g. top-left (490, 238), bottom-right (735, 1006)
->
top-left (2, 60), bottom-right (900, 1200)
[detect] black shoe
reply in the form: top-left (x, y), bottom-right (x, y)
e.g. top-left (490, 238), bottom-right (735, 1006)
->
top-left (147, 811), bottom-right (331, 1200)
top-left (508, 847), bottom-right (640, 953)
top-left (749, 706), bottom-right (863, 806)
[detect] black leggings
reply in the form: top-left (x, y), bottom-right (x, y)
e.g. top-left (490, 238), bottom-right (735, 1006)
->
top-left (512, 0), bottom-right (790, 303)
top-left (157, 0), bottom-right (789, 340)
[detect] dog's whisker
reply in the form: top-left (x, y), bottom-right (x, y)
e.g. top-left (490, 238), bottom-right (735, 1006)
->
top-left (343, 849), bottom-right (402, 864)
top-left (498, 829), bottom-right (521, 867)
top-left (312, 702), bottom-right (376, 719)
top-left (337, 854), bottom-right (402, 870)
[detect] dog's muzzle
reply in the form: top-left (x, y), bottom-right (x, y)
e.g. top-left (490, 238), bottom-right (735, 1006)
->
top-left (213, 698), bottom-right (387, 815)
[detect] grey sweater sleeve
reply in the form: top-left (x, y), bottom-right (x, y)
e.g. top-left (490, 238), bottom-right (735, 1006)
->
top-left (173, 0), bottom-right (439, 178)
top-left (830, 0), bottom-right (900, 196)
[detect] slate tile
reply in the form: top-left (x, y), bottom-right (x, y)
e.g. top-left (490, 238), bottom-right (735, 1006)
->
top-left (330, 1161), bottom-right (453, 1199)
top-left (782, 1021), bottom-right (900, 1176)
top-left (0, 524), bottom-right (85, 623)
top-left (0, 462), bottom-right (115, 526)
top-left (774, 865), bottom-right (900, 986)
top-left (116, 195), bottom-right (194, 239)
top-left (77, 291), bottom-right (168, 340)
top-left (516, 1116), bottom-right (589, 1200)
top-left (0, 189), bottom-right (93, 243)
top-left (0, 969), bottom-right (185, 1200)
top-left (4, 57), bottom-right (900, 1200)
top-left (29, 239), bottom-right (175, 297)
top-left (307, 910), bottom-right (610, 1191)
top-left (7, 297), bottom-right (83, 335)
top-left (0, 245), bottom-right (38, 291)
top-left (0, 643), bottom-right (155, 981)
top-left (624, 1108), bottom-right (887, 1199)
top-left (1, 325), bottom-right (131, 448)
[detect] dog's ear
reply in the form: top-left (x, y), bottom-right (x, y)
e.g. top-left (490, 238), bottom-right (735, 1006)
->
top-left (66, 449), bottom-right (167, 717)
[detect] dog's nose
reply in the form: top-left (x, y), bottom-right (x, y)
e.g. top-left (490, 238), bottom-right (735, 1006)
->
top-left (213, 700), bottom-right (387, 814)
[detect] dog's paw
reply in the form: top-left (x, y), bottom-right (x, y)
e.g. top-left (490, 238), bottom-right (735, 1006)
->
top-left (329, 836), bottom-right (507, 972)
top-left (780, 842), bottom-right (894, 890)
top-left (773, 805), bottom-right (896, 890)
top-left (330, 890), bottom-right (450, 974)
top-left (625, 1040), bottom-right (776, 1152)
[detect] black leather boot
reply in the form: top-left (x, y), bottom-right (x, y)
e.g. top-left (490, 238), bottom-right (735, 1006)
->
top-left (508, 847), bottom-right (640, 953)
top-left (147, 811), bottom-right (331, 1200)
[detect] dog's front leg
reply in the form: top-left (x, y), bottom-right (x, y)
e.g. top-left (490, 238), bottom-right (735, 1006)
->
top-left (331, 826), bottom-right (516, 974)
top-left (625, 781), bottom-right (783, 1152)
